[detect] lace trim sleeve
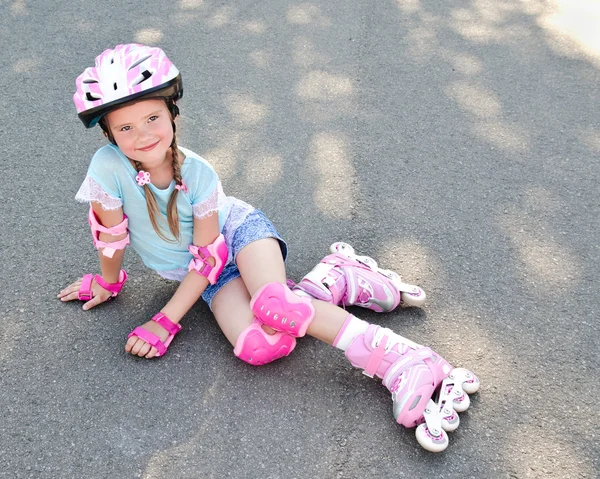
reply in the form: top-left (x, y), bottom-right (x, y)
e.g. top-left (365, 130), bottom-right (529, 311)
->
top-left (192, 181), bottom-right (226, 219)
top-left (75, 176), bottom-right (123, 211)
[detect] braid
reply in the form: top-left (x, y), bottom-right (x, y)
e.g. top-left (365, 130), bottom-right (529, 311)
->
top-left (132, 160), bottom-right (175, 242)
top-left (166, 129), bottom-right (182, 240)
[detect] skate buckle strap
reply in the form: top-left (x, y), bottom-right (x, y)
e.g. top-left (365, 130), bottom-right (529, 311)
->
top-left (307, 262), bottom-right (337, 288)
top-left (363, 334), bottom-right (389, 378)
top-left (293, 260), bottom-right (348, 306)
top-left (383, 347), bottom-right (435, 392)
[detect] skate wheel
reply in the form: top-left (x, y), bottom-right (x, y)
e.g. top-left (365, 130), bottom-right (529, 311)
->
top-left (415, 424), bottom-right (449, 452)
top-left (399, 286), bottom-right (426, 307)
top-left (451, 389), bottom-right (471, 413)
top-left (441, 407), bottom-right (460, 432)
top-left (329, 242), bottom-right (355, 256)
top-left (457, 369), bottom-right (480, 395)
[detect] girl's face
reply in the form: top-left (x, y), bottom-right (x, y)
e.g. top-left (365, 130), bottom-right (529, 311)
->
top-left (105, 98), bottom-right (174, 168)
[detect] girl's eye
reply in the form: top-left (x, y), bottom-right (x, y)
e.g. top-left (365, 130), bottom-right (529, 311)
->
top-left (148, 115), bottom-right (159, 122)
top-left (120, 125), bottom-right (132, 132)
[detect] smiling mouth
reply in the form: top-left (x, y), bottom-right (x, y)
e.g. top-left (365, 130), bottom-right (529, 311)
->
top-left (138, 141), bottom-right (159, 152)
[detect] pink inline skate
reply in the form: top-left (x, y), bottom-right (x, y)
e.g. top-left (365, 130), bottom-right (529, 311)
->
top-left (345, 324), bottom-right (480, 452)
top-left (292, 242), bottom-right (426, 311)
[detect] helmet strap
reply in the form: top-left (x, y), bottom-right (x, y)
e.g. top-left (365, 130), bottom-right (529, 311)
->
top-left (167, 99), bottom-right (179, 119)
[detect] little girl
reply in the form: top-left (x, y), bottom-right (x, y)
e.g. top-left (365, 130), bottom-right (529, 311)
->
top-left (58, 44), bottom-right (479, 452)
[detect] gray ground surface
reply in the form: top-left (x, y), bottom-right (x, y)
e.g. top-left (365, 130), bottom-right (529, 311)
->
top-left (1, 1), bottom-right (599, 478)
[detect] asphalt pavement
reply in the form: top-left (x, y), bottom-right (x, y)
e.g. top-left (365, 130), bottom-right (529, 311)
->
top-left (1, 1), bottom-right (599, 478)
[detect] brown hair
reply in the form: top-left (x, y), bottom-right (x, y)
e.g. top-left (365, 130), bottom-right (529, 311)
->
top-left (100, 100), bottom-right (183, 243)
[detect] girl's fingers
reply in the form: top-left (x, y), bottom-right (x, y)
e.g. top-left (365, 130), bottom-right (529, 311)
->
top-left (57, 285), bottom-right (78, 296)
top-left (125, 335), bottom-right (158, 359)
top-left (137, 342), bottom-right (151, 357)
top-left (58, 280), bottom-right (83, 298)
top-left (82, 286), bottom-right (113, 309)
top-left (125, 335), bottom-right (138, 353)
top-left (129, 337), bottom-right (146, 356)
top-left (129, 339), bottom-right (142, 355)
top-left (145, 347), bottom-right (158, 359)
top-left (82, 295), bottom-right (105, 311)
top-left (59, 290), bottom-right (81, 302)
top-left (130, 338), bottom-right (148, 356)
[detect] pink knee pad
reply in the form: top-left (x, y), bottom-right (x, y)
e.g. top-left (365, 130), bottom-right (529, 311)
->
top-left (233, 319), bottom-right (296, 366)
top-left (250, 282), bottom-right (315, 337)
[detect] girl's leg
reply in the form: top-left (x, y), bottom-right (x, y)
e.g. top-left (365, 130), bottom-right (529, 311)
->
top-left (210, 276), bottom-right (254, 346)
top-left (212, 240), bottom-right (296, 365)
top-left (234, 237), bottom-right (348, 344)
top-left (242, 241), bottom-right (479, 451)
top-left (234, 237), bottom-right (286, 294)
top-left (306, 301), bottom-right (349, 345)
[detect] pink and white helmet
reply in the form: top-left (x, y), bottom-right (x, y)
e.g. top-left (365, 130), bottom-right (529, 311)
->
top-left (74, 44), bottom-right (183, 128)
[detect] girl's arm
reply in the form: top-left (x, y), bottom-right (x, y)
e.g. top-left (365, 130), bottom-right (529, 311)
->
top-left (159, 212), bottom-right (221, 323)
top-left (125, 212), bottom-right (222, 358)
top-left (57, 201), bottom-right (127, 309)
top-left (93, 202), bottom-right (127, 283)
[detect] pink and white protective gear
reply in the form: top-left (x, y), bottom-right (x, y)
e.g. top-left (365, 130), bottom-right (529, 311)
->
top-left (128, 312), bottom-right (182, 357)
top-left (74, 44), bottom-right (183, 128)
top-left (78, 269), bottom-right (128, 301)
top-left (88, 206), bottom-right (130, 258)
top-left (233, 319), bottom-right (296, 366)
top-left (343, 323), bottom-right (479, 452)
top-left (187, 234), bottom-right (228, 285)
top-left (292, 242), bottom-right (425, 312)
top-left (251, 282), bottom-right (315, 337)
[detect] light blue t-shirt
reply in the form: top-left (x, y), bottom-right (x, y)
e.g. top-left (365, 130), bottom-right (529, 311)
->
top-left (85, 144), bottom-right (230, 271)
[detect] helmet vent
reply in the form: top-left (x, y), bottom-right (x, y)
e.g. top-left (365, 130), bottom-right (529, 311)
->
top-left (82, 78), bottom-right (98, 84)
top-left (114, 82), bottom-right (118, 90)
top-left (128, 55), bottom-right (152, 70)
top-left (130, 69), bottom-right (153, 86)
top-left (86, 92), bottom-right (100, 101)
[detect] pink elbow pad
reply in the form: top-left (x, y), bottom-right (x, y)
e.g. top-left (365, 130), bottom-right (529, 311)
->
top-left (188, 234), bottom-right (228, 285)
top-left (88, 206), bottom-right (130, 258)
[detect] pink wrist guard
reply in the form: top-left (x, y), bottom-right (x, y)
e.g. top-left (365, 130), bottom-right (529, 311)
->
top-left (79, 269), bottom-right (128, 301)
top-left (187, 234), bottom-right (228, 285)
top-left (127, 312), bottom-right (182, 357)
top-left (88, 206), bottom-right (130, 258)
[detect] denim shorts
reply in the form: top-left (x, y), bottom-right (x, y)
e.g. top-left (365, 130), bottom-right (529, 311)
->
top-left (201, 209), bottom-right (288, 309)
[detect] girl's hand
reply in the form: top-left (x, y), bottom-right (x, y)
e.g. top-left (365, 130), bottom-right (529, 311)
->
top-left (125, 320), bottom-right (169, 359)
top-left (57, 277), bottom-right (114, 310)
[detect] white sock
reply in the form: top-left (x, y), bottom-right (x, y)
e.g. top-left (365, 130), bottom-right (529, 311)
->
top-left (333, 315), bottom-right (369, 351)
